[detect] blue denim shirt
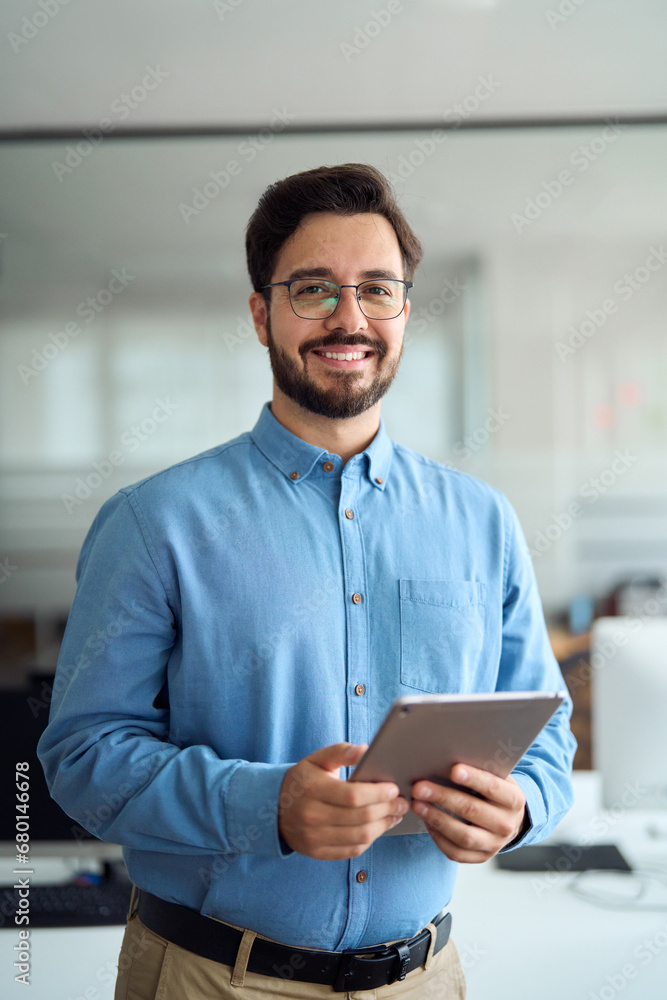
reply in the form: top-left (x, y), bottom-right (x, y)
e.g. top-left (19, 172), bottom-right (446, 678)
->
top-left (38, 401), bottom-right (575, 949)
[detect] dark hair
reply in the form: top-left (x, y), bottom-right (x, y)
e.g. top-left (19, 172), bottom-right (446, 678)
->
top-left (245, 163), bottom-right (423, 293)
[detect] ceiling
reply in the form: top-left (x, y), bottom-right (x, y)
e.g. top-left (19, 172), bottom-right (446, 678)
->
top-left (1, 0), bottom-right (666, 132)
top-left (1, 0), bottom-right (666, 308)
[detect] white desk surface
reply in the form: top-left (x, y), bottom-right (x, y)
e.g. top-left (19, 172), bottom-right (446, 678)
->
top-left (2, 773), bottom-right (667, 1000)
top-left (454, 771), bottom-right (667, 999)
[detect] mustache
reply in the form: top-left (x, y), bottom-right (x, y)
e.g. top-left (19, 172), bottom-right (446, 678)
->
top-left (300, 334), bottom-right (386, 358)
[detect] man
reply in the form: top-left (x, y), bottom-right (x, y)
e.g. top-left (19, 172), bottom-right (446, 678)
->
top-left (38, 163), bottom-right (576, 998)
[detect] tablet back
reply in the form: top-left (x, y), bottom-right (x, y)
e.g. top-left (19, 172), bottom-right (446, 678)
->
top-left (351, 691), bottom-right (565, 835)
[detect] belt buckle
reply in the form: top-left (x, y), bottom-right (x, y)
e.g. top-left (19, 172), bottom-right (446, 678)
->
top-left (333, 939), bottom-right (412, 992)
top-left (393, 941), bottom-right (412, 982)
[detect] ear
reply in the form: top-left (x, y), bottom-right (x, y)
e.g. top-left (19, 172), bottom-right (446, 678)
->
top-left (249, 291), bottom-right (269, 347)
top-left (403, 296), bottom-right (411, 325)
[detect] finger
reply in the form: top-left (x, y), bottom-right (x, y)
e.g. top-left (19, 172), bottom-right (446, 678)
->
top-left (316, 796), bottom-right (410, 829)
top-left (412, 801), bottom-right (501, 856)
top-left (411, 784), bottom-right (514, 838)
top-left (315, 772), bottom-right (402, 809)
top-left (448, 764), bottom-right (523, 809)
top-left (422, 823), bottom-right (491, 865)
top-left (304, 811), bottom-right (408, 853)
top-left (307, 742), bottom-right (368, 775)
top-left (307, 824), bottom-right (402, 862)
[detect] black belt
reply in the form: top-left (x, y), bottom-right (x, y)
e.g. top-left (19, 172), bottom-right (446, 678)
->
top-left (136, 889), bottom-right (452, 992)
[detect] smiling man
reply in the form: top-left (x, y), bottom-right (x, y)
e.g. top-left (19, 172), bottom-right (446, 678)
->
top-left (258, 213), bottom-right (405, 415)
top-left (254, 211), bottom-right (408, 455)
top-left (38, 163), bottom-right (576, 999)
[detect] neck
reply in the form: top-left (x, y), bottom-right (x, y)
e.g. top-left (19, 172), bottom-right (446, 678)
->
top-left (269, 387), bottom-right (381, 464)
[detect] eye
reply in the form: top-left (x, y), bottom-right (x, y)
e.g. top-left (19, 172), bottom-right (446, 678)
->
top-left (292, 281), bottom-right (338, 298)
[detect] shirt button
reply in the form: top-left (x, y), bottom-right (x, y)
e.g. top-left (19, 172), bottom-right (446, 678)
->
top-left (344, 509), bottom-right (354, 519)
top-left (375, 477), bottom-right (383, 484)
top-left (356, 871), bottom-right (368, 884)
top-left (352, 593), bottom-right (362, 605)
top-left (323, 461), bottom-right (334, 472)
top-left (354, 684), bottom-right (365, 696)
top-left (289, 471), bottom-right (299, 480)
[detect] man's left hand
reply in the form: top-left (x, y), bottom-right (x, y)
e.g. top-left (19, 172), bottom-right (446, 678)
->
top-left (411, 765), bottom-right (527, 863)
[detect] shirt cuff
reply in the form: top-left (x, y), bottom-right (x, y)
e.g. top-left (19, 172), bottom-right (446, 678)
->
top-left (224, 762), bottom-right (294, 858)
top-left (497, 770), bottom-right (545, 853)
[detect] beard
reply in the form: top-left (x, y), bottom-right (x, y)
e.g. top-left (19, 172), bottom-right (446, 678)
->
top-left (264, 314), bottom-right (403, 420)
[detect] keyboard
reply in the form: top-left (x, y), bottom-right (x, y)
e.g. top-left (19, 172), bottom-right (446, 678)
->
top-left (0, 879), bottom-right (133, 928)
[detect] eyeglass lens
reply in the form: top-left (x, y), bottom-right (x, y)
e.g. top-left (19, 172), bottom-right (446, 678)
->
top-left (289, 279), bottom-right (407, 319)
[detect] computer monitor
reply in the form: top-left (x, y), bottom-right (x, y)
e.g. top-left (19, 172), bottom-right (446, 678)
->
top-left (591, 616), bottom-right (667, 812)
top-left (0, 676), bottom-right (122, 859)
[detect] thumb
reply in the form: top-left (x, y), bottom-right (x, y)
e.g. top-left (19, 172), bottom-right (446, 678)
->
top-left (308, 742), bottom-right (368, 775)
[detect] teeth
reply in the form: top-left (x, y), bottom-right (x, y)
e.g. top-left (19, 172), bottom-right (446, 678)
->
top-left (322, 351), bottom-right (366, 360)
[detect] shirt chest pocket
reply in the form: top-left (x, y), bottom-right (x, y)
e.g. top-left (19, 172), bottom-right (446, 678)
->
top-left (399, 579), bottom-right (486, 694)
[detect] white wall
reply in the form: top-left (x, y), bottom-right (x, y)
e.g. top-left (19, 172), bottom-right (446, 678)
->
top-left (1, 3), bottom-right (667, 617)
top-left (2, 0), bottom-right (667, 129)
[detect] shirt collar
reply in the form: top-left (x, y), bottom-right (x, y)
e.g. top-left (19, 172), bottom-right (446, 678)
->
top-left (249, 402), bottom-right (393, 489)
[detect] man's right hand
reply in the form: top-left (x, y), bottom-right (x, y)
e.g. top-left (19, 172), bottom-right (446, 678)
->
top-left (278, 742), bottom-right (409, 860)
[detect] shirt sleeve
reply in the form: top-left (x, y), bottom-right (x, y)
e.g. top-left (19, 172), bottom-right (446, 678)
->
top-left (494, 494), bottom-right (577, 852)
top-left (36, 491), bottom-right (292, 859)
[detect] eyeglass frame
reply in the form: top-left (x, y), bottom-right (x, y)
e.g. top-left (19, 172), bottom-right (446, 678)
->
top-left (261, 278), bottom-right (414, 320)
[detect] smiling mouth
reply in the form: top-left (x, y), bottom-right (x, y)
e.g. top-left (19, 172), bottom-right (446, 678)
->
top-left (307, 343), bottom-right (380, 370)
top-left (312, 349), bottom-right (373, 361)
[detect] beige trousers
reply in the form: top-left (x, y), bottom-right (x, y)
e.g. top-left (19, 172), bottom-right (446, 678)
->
top-left (114, 894), bottom-right (466, 1000)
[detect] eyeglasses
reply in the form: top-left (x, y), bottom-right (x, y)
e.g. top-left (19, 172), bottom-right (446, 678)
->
top-left (262, 278), bottom-right (413, 320)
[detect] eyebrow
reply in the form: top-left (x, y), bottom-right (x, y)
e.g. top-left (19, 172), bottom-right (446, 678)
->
top-left (283, 266), bottom-right (402, 282)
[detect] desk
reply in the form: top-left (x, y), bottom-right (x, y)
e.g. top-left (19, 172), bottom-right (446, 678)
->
top-left (453, 855), bottom-right (667, 998)
top-left (453, 772), bottom-right (667, 999)
top-left (1, 851), bottom-right (124, 1000)
top-left (2, 925), bottom-right (124, 1000)
top-left (2, 775), bottom-right (667, 999)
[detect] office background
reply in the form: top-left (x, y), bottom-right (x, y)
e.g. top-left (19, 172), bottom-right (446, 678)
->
top-left (2, 1), bottom-right (667, 630)
top-left (1, 1), bottom-right (667, 998)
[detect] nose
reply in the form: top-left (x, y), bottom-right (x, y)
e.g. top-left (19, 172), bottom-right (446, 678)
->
top-left (323, 286), bottom-right (369, 333)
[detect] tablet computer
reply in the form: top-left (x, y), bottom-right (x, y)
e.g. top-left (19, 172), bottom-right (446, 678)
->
top-left (350, 691), bottom-right (566, 835)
